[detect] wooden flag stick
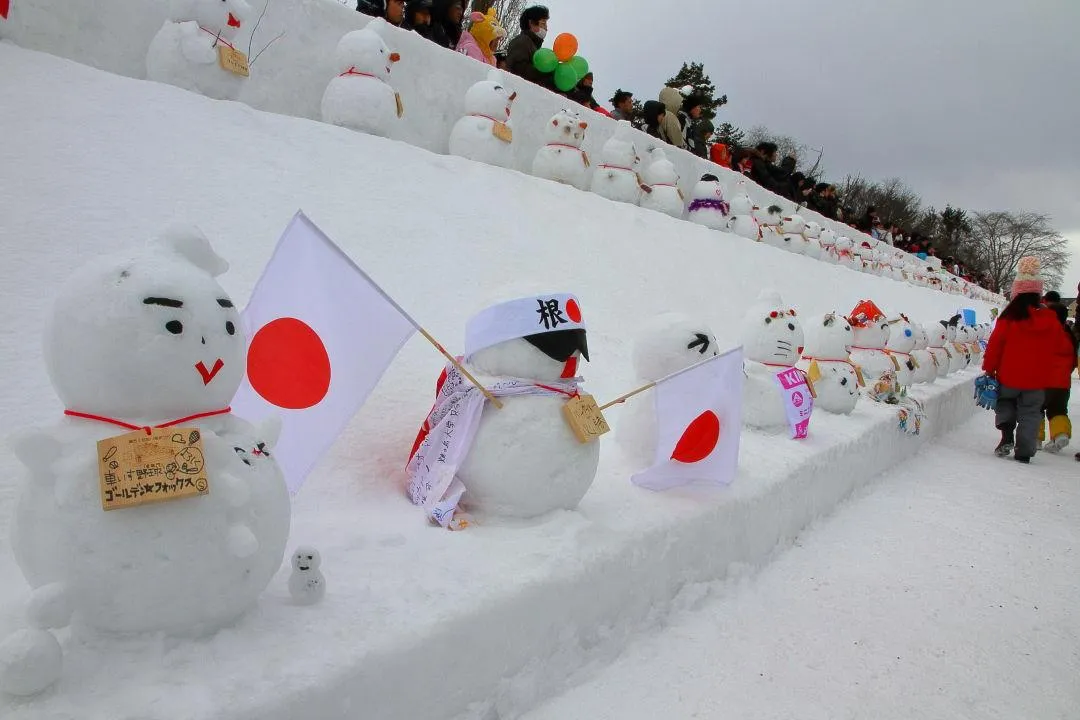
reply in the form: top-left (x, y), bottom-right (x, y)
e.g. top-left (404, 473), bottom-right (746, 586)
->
top-left (598, 381), bottom-right (656, 411)
top-left (415, 325), bottom-right (503, 409)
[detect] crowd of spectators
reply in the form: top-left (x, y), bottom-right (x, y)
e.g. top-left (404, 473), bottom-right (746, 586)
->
top-left (355, 1), bottom-right (992, 291)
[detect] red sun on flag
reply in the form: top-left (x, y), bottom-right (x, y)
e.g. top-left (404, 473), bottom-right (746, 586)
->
top-left (247, 317), bottom-right (332, 409)
top-left (0, 0), bottom-right (8, 20)
top-left (670, 410), bottom-right (720, 464)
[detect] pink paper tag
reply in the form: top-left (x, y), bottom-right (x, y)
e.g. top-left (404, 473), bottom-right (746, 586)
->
top-left (774, 368), bottom-right (813, 439)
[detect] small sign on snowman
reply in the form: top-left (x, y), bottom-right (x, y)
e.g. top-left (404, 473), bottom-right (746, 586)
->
top-left (774, 367), bottom-right (813, 439)
top-left (97, 427), bottom-right (211, 511)
top-left (562, 393), bottom-right (610, 443)
top-left (217, 45), bottom-right (250, 77)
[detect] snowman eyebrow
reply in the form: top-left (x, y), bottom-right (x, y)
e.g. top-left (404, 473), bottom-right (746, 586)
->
top-left (143, 297), bottom-right (183, 308)
top-left (217, 298), bottom-right (234, 308)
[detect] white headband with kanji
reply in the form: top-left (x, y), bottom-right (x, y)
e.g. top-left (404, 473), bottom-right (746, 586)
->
top-left (465, 293), bottom-right (586, 358)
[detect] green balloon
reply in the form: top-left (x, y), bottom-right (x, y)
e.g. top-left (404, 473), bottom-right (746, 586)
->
top-left (554, 63), bottom-right (579, 91)
top-left (569, 55), bottom-right (589, 80)
top-left (533, 48), bottom-right (558, 73)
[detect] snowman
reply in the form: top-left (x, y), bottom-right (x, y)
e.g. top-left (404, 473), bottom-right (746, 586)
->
top-left (957, 324), bottom-right (979, 367)
top-left (616, 313), bottom-right (720, 465)
top-left (639, 147), bottom-right (684, 219)
top-left (942, 316), bottom-right (968, 373)
top-left (532, 108), bottom-right (591, 190)
top-left (797, 312), bottom-right (861, 415)
top-left (910, 325), bottom-right (938, 384)
top-left (884, 314), bottom-right (918, 389)
top-left (0, 227), bottom-right (290, 696)
top-left (448, 69), bottom-right (517, 169)
top-left (779, 215), bottom-right (807, 254)
top-left (848, 299), bottom-right (898, 402)
top-left (406, 294), bottom-right (598, 526)
top-left (924, 323), bottom-right (952, 379)
top-left (146, 0), bottom-right (253, 102)
top-left (686, 174), bottom-right (730, 230)
top-left (589, 120), bottom-right (642, 205)
top-left (818, 228), bottom-right (839, 263)
top-left (288, 546), bottom-right (326, 606)
top-left (754, 205), bottom-right (786, 248)
top-left (725, 180), bottom-right (759, 241)
top-left (854, 239), bottom-right (876, 273)
top-left (740, 290), bottom-right (808, 429)
top-left (801, 221), bottom-right (824, 259)
top-left (321, 19), bottom-right (402, 138)
top-left (835, 236), bottom-right (859, 269)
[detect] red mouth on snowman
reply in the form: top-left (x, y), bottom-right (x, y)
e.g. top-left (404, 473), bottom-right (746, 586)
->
top-left (196, 359), bottom-right (225, 385)
top-left (227, 13), bottom-right (242, 28)
top-left (560, 355), bottom-right (578, 379)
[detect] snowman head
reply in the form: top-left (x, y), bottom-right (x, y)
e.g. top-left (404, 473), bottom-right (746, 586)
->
top-left (690, 175), bottom-right (725, 203)
top-left (740, 290), bottom-right (804, 366)
top-left (818, 362), bottom-right (859, 400)
top-left (601, 121), bottom-right (639, 167)
top-left (924, 323), bottom-right (947, 348)
top-left (885, 314), bottom-right (916, 353)
top-left (727, 181), bottom-right (754, 216)
top-left (780, 215), bottom-right (806, 235)
top-left (463, 69), bottom-right (516, 121)
top-left (849, 300), bottom-right (890, 349)
top-left (170, 0), bottom-right (252, 41)
top-left (45, 226), bottom-right (244, 420)
top-left (803, 221), bottom-right (822, 239)
top-left (819, 228), bottom-right (838, 248)
top-left (465, 293), bottom-right (589, 382)
top-left (804, 312), bottom-right (853, 360)
top-left (335, 20), bottom-right (400, 80)
top-left (752, 205), bottom-right (783, 226)
top-left (544, 108), bottom-right (587, 147)
top-left (911, 324), bottom-right (929, 351)
top-left (292, 546), bottom-right (321, 573)
top-left (632, 313), bottom-right (719, 382)
top-left (641, 148), bottom-right (678, 185)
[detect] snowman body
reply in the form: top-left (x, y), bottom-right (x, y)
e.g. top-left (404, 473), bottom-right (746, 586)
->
top-left (945, 324), bottom-right (968, 373)
top-left (884, 315), bottom-right (917, 388)
top-left (532, 109), bottom-right (590, 190)
top-left (740, 293), bottom-right (806, 429)
top-left (686, 179), bottom-right (731, 230)
top-left (146, 0), bottom-right (253, 101)
top-left (801, 222), bottom-right (823, 259)
top-left (779, 215), bottom-right (807, 255)
top-left (925, 324), bottom-right (952, 378)
top-left (850, 317), bottom-right (896, 400)
top-left (321, 20), bottom-right (401, 138)
top-left (639, 148), bottom-right (684, 219)
top-left (589, 121), bottom-right (641, 205)
top-left (754, 206), bottom-right (785, 249)
top-left (449, 69), bottom-right (516, 169)
top-left (910, 325), bottom-right (937, 384)
top-left (836, 236), bottom-right (859, 269)
top-left (797, 312), bottom-right (860, 415)
top-left (725, 181), bottom-right (759, 240)
top-left (818, 229), bottom-right (838, 263)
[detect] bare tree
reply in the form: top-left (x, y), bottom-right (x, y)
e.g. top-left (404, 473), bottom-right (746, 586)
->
top-left (969, 211), bottom-right (1069, 292)
top-left (835, 175), bottom-right (923, 229)
top-left (744, 125), bottom-right (804, 169)
top-left (471, 0), bottom-right (525, 30)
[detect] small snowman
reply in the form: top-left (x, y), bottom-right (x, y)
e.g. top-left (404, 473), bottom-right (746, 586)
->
top-left (956, 324), bottom-right (978, 368)
top-left (884, 314), bottom-right (918, 389)
top-left (779, 215), bottom-right (807, 254)
top-left (942, 316), bottom-right (968, 373)
top-left (0, 227), bottom-right (290, 696)
top-left (407, 294), bottom-right (598, 526)
top-left (854, 239), bottom-right (876, 273)
top-left (754, 205), bottom-right (786, 248)
top-left (589, 120), bottom-right (643, 205)
top-left (835, 236), bottom-right (859, 269)
top-left (925, 323), bottom-right (952, 379)
top-left (686, 174), bottom-right (731, 230)
top-left (802, 221), bottom-right (824, 259)
top-left (321, 19), bottom-right (402, 138)
top-left (726, 180), bottom-right (759, 241)
top-left (910, 325), bottom-right (938, 384)
top-left (448, 69), bottom-right (518, 169)
top-left (639, 147), bottom-right (684, 219)
top-left (532, 108), bottom-right (591, 190)
top-left (797, 312), bottom-right (861, 415)
top-left (288, 546), bottom-right (326, 605)
top-left (146, 0), bottom-right (253, 101)
top-left (818, 228), bottom-right (839, 263)
top-left (740, 290), bottom-right (808, 430)
top-left (848, 299), bottom-right (898, 402)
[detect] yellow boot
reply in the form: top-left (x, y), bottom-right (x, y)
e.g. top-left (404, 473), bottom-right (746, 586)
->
top-left (1048, 415), bottom-right (1072, 452)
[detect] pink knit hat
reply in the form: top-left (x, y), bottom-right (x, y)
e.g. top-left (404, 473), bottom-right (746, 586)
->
top-left (1011, 256), bottom-right (1044, 298)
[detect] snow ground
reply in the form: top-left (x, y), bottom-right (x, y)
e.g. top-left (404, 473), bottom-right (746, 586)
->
top-left (525, 403), bottom-right (1080, 720)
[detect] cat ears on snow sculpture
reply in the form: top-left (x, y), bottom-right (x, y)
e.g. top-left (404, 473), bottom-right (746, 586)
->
top-left (152, 225), bottom-right (229, 277)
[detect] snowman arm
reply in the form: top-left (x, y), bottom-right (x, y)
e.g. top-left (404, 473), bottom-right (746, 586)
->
top-left (177, 21), bottom-right (218, 65)
top-left (9, 429), bottom-right (62, 479)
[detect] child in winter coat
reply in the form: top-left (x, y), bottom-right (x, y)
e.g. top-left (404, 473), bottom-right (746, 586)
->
top-left (1039, 302), bottom-right (1078, 452)
top-left (982, 257), bottom-right (1076, 463)
top-left (457, 9), bottom-right (505, 66)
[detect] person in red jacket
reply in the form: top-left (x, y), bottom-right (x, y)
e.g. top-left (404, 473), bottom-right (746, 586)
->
top-left (982, 257), bottom-right (1075, 463)
top-left (1037, 302), bottom-right (1078, 452)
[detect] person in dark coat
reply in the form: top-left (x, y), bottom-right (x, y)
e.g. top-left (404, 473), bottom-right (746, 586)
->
top-left (404, 0), bottom-right (435, 37)
top-left (504, 6), bottom-right (555, 91)
top-left (678, 95), bottom-right (712, 158)
top-left (357, 0), bottom-right (384, 16)
top-left (429, 0), bottom-right (464, 49)
top-left (639, 100), bottom-right (666, 138)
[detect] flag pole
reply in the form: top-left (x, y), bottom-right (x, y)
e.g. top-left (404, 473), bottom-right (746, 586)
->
top-left (415, 326), bottom-right (503, 409)
top-left (598, 381), bottom-right (656, 411)
top-left (597, 347), bottom-right (743, 412)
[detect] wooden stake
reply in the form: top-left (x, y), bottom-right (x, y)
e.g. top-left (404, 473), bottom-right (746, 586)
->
top-left (598, 381), bottom-right (656, 411)
top-left (416, 326), bottom-right (503, 409)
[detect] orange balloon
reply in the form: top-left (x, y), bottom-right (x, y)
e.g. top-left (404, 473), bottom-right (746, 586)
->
top-left (552, 33), bottom-right (578, 62)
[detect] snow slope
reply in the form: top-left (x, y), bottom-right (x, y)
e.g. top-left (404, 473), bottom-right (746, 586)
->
top-left (525, 406), bottom-right (1080, 720)
top-left (0, 44), bottom-right (991, 719)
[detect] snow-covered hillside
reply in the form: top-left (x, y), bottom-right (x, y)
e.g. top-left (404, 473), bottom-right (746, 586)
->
top-left (0, 42), bottom-right (992, 720)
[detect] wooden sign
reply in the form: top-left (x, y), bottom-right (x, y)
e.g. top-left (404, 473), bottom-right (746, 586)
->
top-left (491, 121), bottom-right (512, 143)
top-left (581, 151), bottom-right (590, 168)
top-left (562, 394), bottom-right (610, 444)
top-left (217, 45), bottom-right (250, 77)
top-left (853, 364), bottom-right (866, 387)
top-left (395, 92), bottom-right (404, 118)
top-left (97, 427), bottom-right (210, 511)
top-left (888, 354), bottom-right (901, 371)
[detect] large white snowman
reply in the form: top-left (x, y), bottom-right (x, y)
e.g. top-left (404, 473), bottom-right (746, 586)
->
top-left (321, 19), bottom-right (402, 138)
top-left (589, 120), bottom-right (642, 205)
top-left (740, 290), bottom-right (807, 429)
top-left (616, 313), bottom-right (720, 466)
top-left (639, 147), bottom-right (684, 219)
top-left (449, 69), bottom-right (517, 169)
top-left (925, 323), bottom-right (952, 379)
top-left (0, 227), bottom-right (290, 696)
top-left (779, 214), bottom-right (806, 254)
top-left (406, 294), bottom-right (598, 525)
top-left (754, 205), bottom-right (786, 249)
top-left (725, 179), bottom-right (758, 241)
top-left (146, 0), bottom-right (253, 101)
top-left (532, 108), bottom-right (591, 190)
top-left (884, 313), bottom-right (918, 389)
top-left (797, 312), bottom-right (860, 415)
top-left (910, 324), bottom-right (938, 384)
top-left (848, 299), bottom-right (898, 402)
top-left (686, 174), bottom-right (730, 230)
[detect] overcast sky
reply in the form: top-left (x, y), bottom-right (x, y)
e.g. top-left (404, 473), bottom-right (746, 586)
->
top-left (538, 0), bottom-right (1080, 290)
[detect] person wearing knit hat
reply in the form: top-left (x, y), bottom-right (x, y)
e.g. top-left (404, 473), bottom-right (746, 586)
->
top-left (982, 256), bottom-right (1075, 463)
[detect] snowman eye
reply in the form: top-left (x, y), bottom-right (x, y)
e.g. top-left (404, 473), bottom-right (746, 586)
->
top-left (226, 320), bottom-right (236, 336)
top-left (787, 323), bottom-right (795, 331)
top-left (166, 320), bottom-right (184, 335)
top-left (764, 317), bottom-right (772, 324)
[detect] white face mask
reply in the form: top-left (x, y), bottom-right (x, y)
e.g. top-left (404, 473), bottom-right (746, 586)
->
top-left (535, 27), bottom-right (547, 40)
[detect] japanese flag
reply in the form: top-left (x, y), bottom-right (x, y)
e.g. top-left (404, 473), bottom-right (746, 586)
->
top-left (231, 212), bottom-right (416, 494)
top-left (631, 347), bottom-right (744, 491)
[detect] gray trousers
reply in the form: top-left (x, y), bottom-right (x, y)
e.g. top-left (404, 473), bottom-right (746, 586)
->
top-left (996, 386), bottom-right (1046, 458)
